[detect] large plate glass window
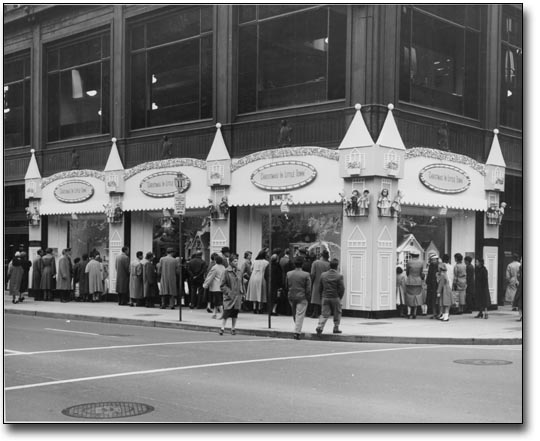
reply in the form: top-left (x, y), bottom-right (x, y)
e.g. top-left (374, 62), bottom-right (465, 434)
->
top-left (46, 33), bottom-right (111, 141)
top-left (399, 5), bottom-right (483, 118)
top-left (237, 5), bottom-right (346, 113)
top-left (128, 6), bottom-right (213, 130)
top-left (500, 5), bottom-right (522, 130)
top-left (4, 52), bottom-right (31, 148)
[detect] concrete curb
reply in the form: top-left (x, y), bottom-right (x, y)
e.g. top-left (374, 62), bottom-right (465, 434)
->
top-left (5, 309), bottom-right (522, 346)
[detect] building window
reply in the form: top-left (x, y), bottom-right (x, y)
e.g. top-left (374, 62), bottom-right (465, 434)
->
top-left (129, 6), bottom-right (213, 130)
top-left (46, 33), bottom-right (111, 141)
top-left (237, 5), bottom-right (347, 114)
top-left (500, 6), bottom-right (522, 130)
top-left (4, 53), bottom-right (31, 148)
top-left (399, 5), bottom-right (483, 118)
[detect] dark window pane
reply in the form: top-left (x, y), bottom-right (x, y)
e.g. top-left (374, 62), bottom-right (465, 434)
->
top-left (147, 8), bottom-right (200, 48)
top-left (200, 35), bottom-right (213, 119)
top-left (57, 65), bottom-right (104, 138)
top-left (258, 5), bottom-right (312, 20)
top-left (101, 60), bottom-right (110, 134)
top-left (417, 5), bottom-right (465, 26)
top-left (399, 7), bottom-right (412, 102)
top-left (328, 6), bottom-right (346, 100)
top-left (201, 6), bottom-right (213, 32)
top-left (3, 82), bottom-right (24, 147)
top-left (102, 34), bottom-right (111, 57)
top-left (463, 30), bottom-right (479, 118)
top-left (131, 24), bottom-right (145, 50)
top-left (148, 40), bottom-right (200, 126)
top-left (500, 45), bottom-right (522, 129)
top-left (47, 49), bottom-right (59, 71)
top-left (238, 5), bottom-right (256, 23)
top-left (237, 25), bottom-right (257, 113)
top-left (47, 72), bottom-right (60, 141)
top-left (59, 36), bottom-right (102, 69)
top-left (4, 58), bottom-right (24, 83)
top-left (502, 6), bottom-right (522, 46)
top-left (130, 52), bottom-right (147, 130)
top-left (465, 5), bottom-right (481, 30)
top-left (258, 8), bottom-right (328, 109)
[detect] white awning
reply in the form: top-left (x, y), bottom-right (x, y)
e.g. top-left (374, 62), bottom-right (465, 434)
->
top-left (40, 176), bottom-right (108, 215)
top-left (122, 165), bottom-right (208, 211)
top-left (228, 154), bottom-right (342, 206)
top-left (401, 155), bottom-right (488, 211)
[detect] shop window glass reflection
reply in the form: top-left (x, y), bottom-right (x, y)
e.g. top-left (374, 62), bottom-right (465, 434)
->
top-left (69, 215), bottom-right (109, 266)
top-left (47, 35), bottom-right (110, 141)
top-left (399, 5), bottom-right (482, 118)
top-left (237, 5), bottom-right (346, 113)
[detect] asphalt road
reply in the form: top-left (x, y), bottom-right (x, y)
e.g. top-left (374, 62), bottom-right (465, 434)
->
top-left (4, 315), bottom-right (522, 423)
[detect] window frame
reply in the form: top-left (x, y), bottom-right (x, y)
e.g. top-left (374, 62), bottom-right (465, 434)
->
top-left (126, 5), bottom-right (214, 131)
top-left (45, 29), bottom-right (112, 143)
top-left (4, 51), bottom-right (31, 149)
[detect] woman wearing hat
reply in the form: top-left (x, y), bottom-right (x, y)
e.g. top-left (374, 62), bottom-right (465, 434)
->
top-left (437, 263), bottom-right (452, 321)
top-left (405, 252), bottom-right (424, 319)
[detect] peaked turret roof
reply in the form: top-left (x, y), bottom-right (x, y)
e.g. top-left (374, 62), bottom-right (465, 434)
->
top-left (104, 137), bottom-right (124, 171)
top-left (486, 129), bottom-right (506, 167)
top-left (24, 149), bottom-right (41, 180)
top-left (339, 104), bottom-right (374, 149)
top-left (376, 104), bottom-right (406, 150)
top-left (206, 123), bottom-right (230, 161)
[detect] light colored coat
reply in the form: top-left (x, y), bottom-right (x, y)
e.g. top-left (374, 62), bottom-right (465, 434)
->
top-left (310, 258), bottom-right (330, 305)
top-left (85, 259), bottom-right (103, 293)
top-left (40, 253), bottom-right (56, 290)
top-left (56, 255), bottom-right (72, 290)
top-left (158, 254), bottom-right (179, 296)
top-left (129, 259), bottom-right (144, 299)
top-left (203, 263), bottom-right (226, 292)
top-left (221, 266), bottom-right (243, 310)
top-left (246, 259), bottom-right (269, 303)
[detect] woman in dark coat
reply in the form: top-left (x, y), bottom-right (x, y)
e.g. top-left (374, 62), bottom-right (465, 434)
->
top-left (31, 249), bottom-right (43, 300)
top-left (268, 252), bottom-right (283, 316)
top-left (426, 254), bottom-right (440, 318)
top-left (78, 254), bottom-right (90, 302)
top-left (143, 252), bottom-right (159, 308)
top-left (40, 248), bottom-right (56, 301)
top-left (7, 253), bottom-right (24, 303)
top-left (474, 258), bottom-right (491, 319)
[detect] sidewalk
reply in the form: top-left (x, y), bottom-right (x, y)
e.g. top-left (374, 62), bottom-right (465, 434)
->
top-left (4, 294), bottom-right (522, 345)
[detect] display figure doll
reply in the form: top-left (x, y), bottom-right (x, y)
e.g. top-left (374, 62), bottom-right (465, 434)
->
top-left (377, 188), bottom-right (391, 217)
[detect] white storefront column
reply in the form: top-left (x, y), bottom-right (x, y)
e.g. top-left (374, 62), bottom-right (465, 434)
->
top-left (24, 149), bottom-right (43, 290)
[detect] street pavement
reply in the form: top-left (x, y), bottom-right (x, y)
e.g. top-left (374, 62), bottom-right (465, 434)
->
top-left (4, 293), bottom-right (522, 345)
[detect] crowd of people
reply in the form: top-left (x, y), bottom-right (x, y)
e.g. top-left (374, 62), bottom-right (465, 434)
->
top-left (6, 245), bottom-right (522, 334)
top-left (396, 252), bottom-right (522, 322)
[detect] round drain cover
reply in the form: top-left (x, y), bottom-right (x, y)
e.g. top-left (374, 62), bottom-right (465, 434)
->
top-left (62, 402), bottom-right (154, 419)
top-left (454, 359), bottom-right (512, 366)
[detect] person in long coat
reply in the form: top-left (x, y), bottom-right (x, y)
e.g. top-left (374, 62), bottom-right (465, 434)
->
top-left (203, 255), bottom-right (226, 318)
top-left (464, 255), bottom-right (475, 313)
top-left (143, 252), bottom-right (158, 308)
top-left (239, 251), bottom-right (253, 311)
top-left (85, 254), bottom-right (104, 302)
top-left (57, 248), bottom-right (73, 302)
top-left (474, 258), bottom-right (491, 319)
top-left (514, 262), bottom-right (523, 321)
top-left (157, 247), bottom-right (179, 309)
top-left (426, 254), bottom-right (440, 318)
top-left (246, 248), bottom-right (269, 314)
top-left (437, 263), bottom-right (452, 321)
top-left (396, 266), bottom-right (407, 317)
top-left (405, 253), bottom-right (425, 319)
top-left (309, 250), bottom-right (330, 318)
top-left (30, 249), bottom-right (43, 300)
top-left (7, 253), bottom-right (24, 303)
top-left (78, 254), bottom-right (90, 302)
top-left (505, 253), bottom-right (521, 307)
top-left (40, 248), bottom-right (56, 301)
top-left (115, 246), bottom-right (130, 305)
top-left (19, 251), bottom-right (32, 298)
top-left (129, 251), bottom-right (144, 307)
top-left (219, 253), bottom-right (243, 335)
top-left (268, 252), bottom-right (283, 316)
top-left (453, 253), bottom-right (467, 313)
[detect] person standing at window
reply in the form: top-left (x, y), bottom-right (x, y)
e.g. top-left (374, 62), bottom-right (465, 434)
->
top-left (115, 247), bottom-right (130, 306)
top-left (405, 252), bottom-right (424, 319)
top-left (40, 248), bottom-right (56, 301)
top-left (453, 253), bottom-right (467, 314)
top-left (437, 263), bottom-right (452, 322)
top-left (85, 253), bottom-right (104, 302)
top-left (57, 248), bottom-right (73, 303)
top-left (30, 249), bottom-right (43, 301)
top-left (474, 258), bottom-right (491, 319)
top-left (464, 255), bottom-right (475, 314)
top-left (246, 248), bottom-right (269, 314)
top-left (158, 247), bottom-right (180, 310)
top-left (129, 251), bottom-right (144, 307)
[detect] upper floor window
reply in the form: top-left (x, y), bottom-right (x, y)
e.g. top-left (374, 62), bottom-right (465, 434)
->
top-left (4, 53), bottom-right (31, 148)
top-left (129, 6), bottom-right (213, 130)
top-left (237, 5), bottom-right (346, 114)
top-left (399, 5), bottom-right (483, 118)
top-left (500, 5), bottom-right (522, 130)
top-left (46, 33), bottom-right (111, 142)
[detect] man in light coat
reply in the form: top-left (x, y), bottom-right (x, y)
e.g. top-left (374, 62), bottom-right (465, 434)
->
top-left (286, 256), bottom-right (312, 340)
top-left (158, 247), bottom-right (179, 309)
top-left (115, 246), bottom-right (130, 305)
top-left (57, 248), bottom-right (73, 303)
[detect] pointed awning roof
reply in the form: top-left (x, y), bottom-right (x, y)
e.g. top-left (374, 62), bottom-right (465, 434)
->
top-left (339, 104), bottom-right (374, 149)
top-left (376, 104), bottom-right (406, 150)
top-left (206, 123), bottom-right (230, 161)
top-left (24, 149), bottom-right (41, 180)
top-left (486, 129), bottom-right (506, 167)
top-left (104, 137), bottom-right (124, 171)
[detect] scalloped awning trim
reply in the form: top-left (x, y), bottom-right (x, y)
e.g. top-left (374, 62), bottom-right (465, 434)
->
top-left (406, 147), bottom-right (486, 176)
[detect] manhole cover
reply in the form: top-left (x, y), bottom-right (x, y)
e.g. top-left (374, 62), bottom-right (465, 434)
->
top-left (62, 402), bottom-right (154, 419)
top-left (358, 322), bottom-right (391, 325)
top-left (134, 314), bottom-right (160, 317)
top-left (454, 359), bottom-right (512, 366)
